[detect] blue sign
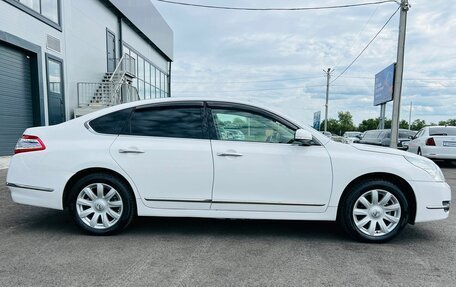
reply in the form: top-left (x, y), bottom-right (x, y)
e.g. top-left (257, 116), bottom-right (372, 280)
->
top-left (374, 63), bottom-right (395, 106)
top-left (313, 111), bottom-right (321, 130)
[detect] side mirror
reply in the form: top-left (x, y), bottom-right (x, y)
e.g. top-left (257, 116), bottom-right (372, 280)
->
top-left (295, 129), bottom-right (313, 144)
top-left (408, 135), bottom-right (414, 140)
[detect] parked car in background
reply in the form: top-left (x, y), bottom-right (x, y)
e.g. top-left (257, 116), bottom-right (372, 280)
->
top-left (321, 131), bottom-right (332, 137)
top-left (343, 131), bottom-right (363, 143)
top-left (358, 129), bottom-right (416, 150)
top-left (407, 126), bottom-right (456, 161)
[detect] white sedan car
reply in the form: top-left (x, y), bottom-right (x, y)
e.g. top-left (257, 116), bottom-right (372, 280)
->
top-left (6, 99), bottom-right (451, 243)
top-left (408, 126), bottom-right (456, 161)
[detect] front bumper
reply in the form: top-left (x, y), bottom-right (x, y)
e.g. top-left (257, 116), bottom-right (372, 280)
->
top-left (410, 181), bottom-right (451, 223)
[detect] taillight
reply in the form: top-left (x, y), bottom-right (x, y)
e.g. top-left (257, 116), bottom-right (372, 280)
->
top-left (14, 135), bottom-right (46, 154)
top-left (425, 137), bottom-right (436, 146)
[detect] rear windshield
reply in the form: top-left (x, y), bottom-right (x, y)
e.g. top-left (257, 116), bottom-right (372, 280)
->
top-left (399, 131), bottom-right (416, 138)
top-left (429, 127), bottom-right (456, 136)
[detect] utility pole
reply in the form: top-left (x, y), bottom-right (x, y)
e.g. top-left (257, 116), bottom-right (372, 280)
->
top-left (324, 68), bottom-right (332, 132)
top-left (408, 101), bottom-right (412, 129)
top-left (390, 0), bottom-right (410, 148)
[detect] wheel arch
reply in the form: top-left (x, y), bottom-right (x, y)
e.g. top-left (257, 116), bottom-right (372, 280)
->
top-left (337, 172), bottom-right (417, 224)
top-left (62, 167), bottom-right (137, 210)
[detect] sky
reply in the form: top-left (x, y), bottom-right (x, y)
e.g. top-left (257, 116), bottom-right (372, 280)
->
top-left (154, 0), bottom-right (456, 126)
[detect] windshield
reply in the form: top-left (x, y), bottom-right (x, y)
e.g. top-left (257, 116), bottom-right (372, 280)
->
top-left (344, 132), bottom-right (361, 137)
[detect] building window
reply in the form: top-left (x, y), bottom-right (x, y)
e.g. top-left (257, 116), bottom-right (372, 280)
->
top-left (16, 0), bottom-right (60, 24)
top-left (41, 0), bottom-right (59, 23)
top-left (123, 43), bottom-right (170, 99)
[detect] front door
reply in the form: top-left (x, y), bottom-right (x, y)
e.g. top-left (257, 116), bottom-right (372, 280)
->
top-left (110, 103), bottom-right (214, 209)
top-left (106, 30), bottom-right (116, 72)
top-left (46, 55), bottom-right (65, 125)
top-left (208, 105), bottom-right (333, 213)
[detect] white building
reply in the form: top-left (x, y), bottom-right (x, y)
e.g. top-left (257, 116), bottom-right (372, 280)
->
top-left (0, 0), bottom-right (173, 155)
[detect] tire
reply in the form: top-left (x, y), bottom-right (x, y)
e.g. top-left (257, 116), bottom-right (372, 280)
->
top-left (338, 179), bottom-right (409, 243)
top-left (67, 173), bottom-right (135, 235)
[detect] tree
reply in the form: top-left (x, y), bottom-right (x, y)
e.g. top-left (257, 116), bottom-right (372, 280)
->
top-left (358, 118), bottom-right (379, 132)
top-left (338, 111), bottom-right (356, 135)
top-left (320, 119), bottom-right (340, 135)
top-left (411, 119), bottom-right (426, 130)
top-left (439, 119), bottom-right (456, 126)
top-left (399, 120), bottom-right (409, 129)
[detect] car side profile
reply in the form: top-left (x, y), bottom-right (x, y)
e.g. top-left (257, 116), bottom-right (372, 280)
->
top-left (6, 98), bottom-right (451, 243)
top-left (359, 129), bottom-right (416, 150)
top-left (407, 126), bottom-right (456, 161)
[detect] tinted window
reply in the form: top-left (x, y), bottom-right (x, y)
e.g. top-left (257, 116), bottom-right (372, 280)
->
top-left (429, 127), bottom-right (456, 136)
top-left (129, 107), bottom-right (204, 139)
top-left (89, 108), bottom-right (132, 134)
top-left (399, 131), bottom-right (415, 138)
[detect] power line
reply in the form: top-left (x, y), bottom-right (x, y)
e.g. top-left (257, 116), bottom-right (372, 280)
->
top-left (172, 75), bottom-right (324, 84)
top-left (172, 83), bottom-right (456, 94)
top-left (156, 0), bottom-right (396, 11)
top-left (332, 4), bottom-right (380, 72)
top-left (330, 6), bottom-right (400, 84)
top-left (171, 75), bottom-right (456, 85)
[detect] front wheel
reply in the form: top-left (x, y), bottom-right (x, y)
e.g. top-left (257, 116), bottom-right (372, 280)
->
top-left (68, 173), bottom-right (135, 235)
top-left (338, 179), bottom-right (409, 243)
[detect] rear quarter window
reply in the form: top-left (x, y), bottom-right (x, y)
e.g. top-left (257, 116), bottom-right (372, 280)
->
top-left (89, 108), bottom-right (132, 134)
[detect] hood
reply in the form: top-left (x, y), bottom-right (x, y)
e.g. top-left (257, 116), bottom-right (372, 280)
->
top-left (351, 143), bottom-right (410, 157)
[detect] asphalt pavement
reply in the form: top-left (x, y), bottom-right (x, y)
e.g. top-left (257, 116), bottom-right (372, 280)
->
top-left (0, 164), bottom-right (455, 286)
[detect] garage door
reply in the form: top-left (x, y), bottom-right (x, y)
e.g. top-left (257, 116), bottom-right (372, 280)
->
top-left (0, 44), bottom-right (34, 156)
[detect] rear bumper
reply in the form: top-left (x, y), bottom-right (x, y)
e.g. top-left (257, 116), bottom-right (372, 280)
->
top-left (6, 155), bottom-right (69, 210)
top-left (421, 146), bottom-right (456, 160)
top-left (410, 181), bottom-right (451, 223)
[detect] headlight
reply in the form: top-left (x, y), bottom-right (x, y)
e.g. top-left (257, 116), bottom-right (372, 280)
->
top-left (404, 156), bottom-right (445, 182)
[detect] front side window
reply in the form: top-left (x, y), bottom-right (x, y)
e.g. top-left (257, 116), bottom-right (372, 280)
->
top-left (129, 106), bottom-right (205, 139)
top-left (211, 108), bottom-right (295, 144)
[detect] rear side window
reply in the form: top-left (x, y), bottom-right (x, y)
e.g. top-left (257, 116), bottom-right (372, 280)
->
top-left (129, 106), bottom-right (205, 139)
top-left (89, 108), bottom-right (132, 134)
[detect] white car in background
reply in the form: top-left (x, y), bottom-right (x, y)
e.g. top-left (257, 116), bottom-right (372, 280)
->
top-left (408, 126), bottom-right (456, 161)
top-left (6, 98), bottom-right (451, 243)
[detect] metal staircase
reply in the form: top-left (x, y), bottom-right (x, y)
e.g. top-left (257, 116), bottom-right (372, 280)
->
top-left (75, 54), bottom-right (138, 117)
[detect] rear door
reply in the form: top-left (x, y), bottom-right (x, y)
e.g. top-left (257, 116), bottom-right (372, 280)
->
top-left (110, 102), bottom-right (214, 209)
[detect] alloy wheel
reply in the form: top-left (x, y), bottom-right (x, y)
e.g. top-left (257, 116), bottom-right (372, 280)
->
top-left (352, 189), bottom-right (401, 237)
top-left (76, 183), bottom-right (123, 229)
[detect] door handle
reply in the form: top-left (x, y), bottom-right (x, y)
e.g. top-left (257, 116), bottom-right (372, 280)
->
top-left (217, 152), bottom-right (243, 157)
top-left (118, 148), bottom-right (145, 154)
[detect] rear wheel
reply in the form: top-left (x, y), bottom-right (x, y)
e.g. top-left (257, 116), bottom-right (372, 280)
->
top-left (68, 173), bottom-right (135, 235)
top-left (338, 179), bottom-right (409, 243)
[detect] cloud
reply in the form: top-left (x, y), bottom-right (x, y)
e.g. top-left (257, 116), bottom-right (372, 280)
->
top-left (156, 0), bottom-right (456, 125)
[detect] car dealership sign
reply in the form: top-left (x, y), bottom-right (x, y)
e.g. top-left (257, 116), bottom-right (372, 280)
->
top-left (374, 63), bottom-right (396, 106)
